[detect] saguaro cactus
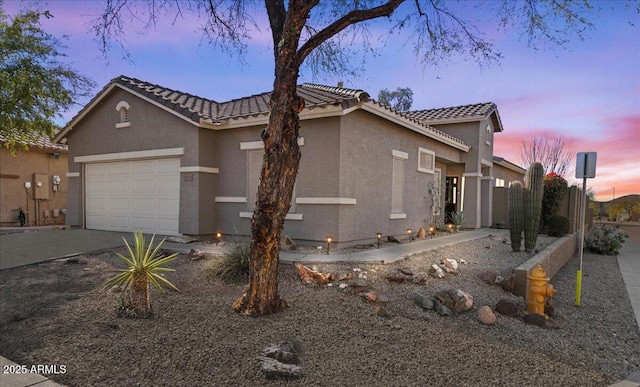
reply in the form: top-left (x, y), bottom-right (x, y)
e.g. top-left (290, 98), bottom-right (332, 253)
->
top-left (508, 181), bottom-right (524, 251)
top-left (524, 162), bottom-right (545, 252)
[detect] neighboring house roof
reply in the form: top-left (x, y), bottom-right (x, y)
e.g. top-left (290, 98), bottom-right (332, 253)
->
top-left (53, 75), bottom-right (472, 151)
top-left (406, 102), bottom-right (504, 132)
top-left (493, 156), bottom-right (526, 175)
top-left (0, 133), bottom-right (67, 153)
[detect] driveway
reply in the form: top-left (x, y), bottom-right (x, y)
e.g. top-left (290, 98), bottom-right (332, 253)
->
top-left (0, 229), bottom-right (129, 270)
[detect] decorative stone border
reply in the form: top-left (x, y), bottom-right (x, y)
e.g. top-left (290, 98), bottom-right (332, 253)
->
top-left (513, 233), bottom-right (578, 299)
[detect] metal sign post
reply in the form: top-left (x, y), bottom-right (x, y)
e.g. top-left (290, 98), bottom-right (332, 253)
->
top-left (575, 152), bottom-right (597, 306)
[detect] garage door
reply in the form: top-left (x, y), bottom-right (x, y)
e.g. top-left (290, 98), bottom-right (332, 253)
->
top-left (85, 158), bottom-right (180, 235)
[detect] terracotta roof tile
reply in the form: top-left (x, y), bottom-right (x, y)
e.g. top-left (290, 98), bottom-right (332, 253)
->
top-left (407, 102), bottom-right (496, 122)
top-left (0, 132), bottom-right (67, 152)
top-left (108, 76), bottom-right (370, 124)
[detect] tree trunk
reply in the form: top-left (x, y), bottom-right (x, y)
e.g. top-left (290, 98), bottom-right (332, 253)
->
top-left (232, 3), bottom-right (308, 316)
top-left (131, 274), bottom-right (152, 318)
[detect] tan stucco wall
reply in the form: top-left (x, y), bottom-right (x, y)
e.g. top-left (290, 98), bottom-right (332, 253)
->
top-left (0, 147), bottom-right (68, 226)
top-left (64, 87), bottom-right (202, 232)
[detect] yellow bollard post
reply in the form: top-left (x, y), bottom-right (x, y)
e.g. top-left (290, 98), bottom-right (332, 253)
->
top-left (575, 270), bottom-right (582, 306)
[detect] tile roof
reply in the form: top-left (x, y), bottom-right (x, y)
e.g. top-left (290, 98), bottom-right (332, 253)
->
top-left (0, 132), bottom-right (67, 152)
top-left (110, 76), bottom-right (369, 125)
top-left (406, 102), bottom-right (497, 122)
top-left (56, 75), bottom-right (471, 151)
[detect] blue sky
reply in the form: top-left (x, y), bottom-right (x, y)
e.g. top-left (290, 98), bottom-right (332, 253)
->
top-left (4, 1), bottom-right (639, 201)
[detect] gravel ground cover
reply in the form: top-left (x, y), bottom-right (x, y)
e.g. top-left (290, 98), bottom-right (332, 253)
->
top-left (0, 234), bottom-right (638, 386)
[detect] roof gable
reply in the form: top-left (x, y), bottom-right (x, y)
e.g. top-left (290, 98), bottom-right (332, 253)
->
top-left (406, 102), bottom-right (504, 132)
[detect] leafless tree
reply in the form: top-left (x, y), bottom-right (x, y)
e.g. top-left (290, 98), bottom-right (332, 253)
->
top-left (91, 0), bottom-right (601, 316)
top-left (520, 134), bottom-right (574, 179)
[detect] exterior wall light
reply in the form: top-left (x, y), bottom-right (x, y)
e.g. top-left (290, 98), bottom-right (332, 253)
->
top-left (326, 236), bottom-right (332, 255)
top-left (376, 232), bottom-right (382, 248)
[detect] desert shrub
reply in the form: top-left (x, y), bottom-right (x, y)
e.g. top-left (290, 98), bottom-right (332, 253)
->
top-left (585, 225), bottom-right (628, 255)
top-left (209, 243), bottom-right (251, 282)
top-left (541, 173), bottom-right (568, 229)
top-left (547, 215), bottom-right (569, 237)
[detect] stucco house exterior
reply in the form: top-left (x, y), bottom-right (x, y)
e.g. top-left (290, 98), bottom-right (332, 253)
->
top-left (0, 134), bottom-right (68, 227)
top-left (53, 75), bottom-right (524, 246)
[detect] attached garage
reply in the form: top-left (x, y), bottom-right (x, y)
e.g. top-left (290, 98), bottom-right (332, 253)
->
top-left (84, 158), bottom-right (180, 235)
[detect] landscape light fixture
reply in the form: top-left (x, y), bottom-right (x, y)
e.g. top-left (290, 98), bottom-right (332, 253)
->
top-left (447, 224), bottom-right (453, 233)
top-left (407, 228), bottom-right (412, 241)
top-left (429, 225), bottom-right (435, 238)
top-left (216, 232), bottom-right (222, 245)
top-left (376, 232), bottom-right (382, 248)
top-left (326, 236), bottom-right (332, 255)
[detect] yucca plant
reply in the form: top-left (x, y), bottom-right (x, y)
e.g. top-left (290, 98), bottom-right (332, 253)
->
top-left (105, 231), bottom-right (179, 318)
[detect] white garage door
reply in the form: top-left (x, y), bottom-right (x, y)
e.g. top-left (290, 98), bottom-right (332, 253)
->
top-left (85, 158), bottom-right (180, 235)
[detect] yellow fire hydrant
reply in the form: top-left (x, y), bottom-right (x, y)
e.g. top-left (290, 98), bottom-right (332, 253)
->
top-left (526, 265), bottom-right (555, 317)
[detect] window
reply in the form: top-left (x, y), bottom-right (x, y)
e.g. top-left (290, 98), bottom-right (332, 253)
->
top-left (418, 147), bottom-right (435, 174)
top-left (115, 101), bottom-right (131, 128)
top-left (495, 178), bottom-right (505, 187)
top-left (390, 150), bottom-right (407, 217)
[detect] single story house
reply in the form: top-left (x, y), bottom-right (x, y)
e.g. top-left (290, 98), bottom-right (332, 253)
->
top-left (53, 75), bottom-right (524, 247)
top-left (0, 134), bottom-right (68, 226)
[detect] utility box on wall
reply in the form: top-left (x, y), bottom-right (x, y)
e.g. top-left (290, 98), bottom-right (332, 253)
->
top-left (32, 173), bottom-right (49, 199)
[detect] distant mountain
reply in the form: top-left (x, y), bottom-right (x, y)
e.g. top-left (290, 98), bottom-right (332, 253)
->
top-left (597, 194), bottom-right (640, 205)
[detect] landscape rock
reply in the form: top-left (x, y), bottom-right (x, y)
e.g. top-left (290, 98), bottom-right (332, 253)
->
top-left (294, 263), bottom-right (332, 285)
top-left (494, 275), bottom-right (504, 284)
top-left (338, 283), bottom-right (349, 290)
top-left (417, 228), bottom-right (426, 239)
top-left (167, 235), bottom-right (197, 244)
top-left (495, 299), bottom-right (520, 317)
top-left (429, 264), bottom-right (445, 279)
top-left (433, 299), bottom-right (453, 316)
top-left (477, 306), bottom-right (496, 325)
top-left (376, 306), bottom-right (391, 318)
top-left (399, 268), bottom-right (413, 276)
top-left (258, 357), bottom-right (302, 380)
top-left (281, 235), bottom-right (297, 250)
top-left (338, 273), bottom-right (352, 281)
top-left (411, 292), bottom-right (434, 310)
top-left (188, 249), bottom-right (206, 260)
top-left (258, 340), bottom-right (302, 380)
top-left (386, 275), bottom-right (407, 283)
top-left (443, 258), bottom-right (458, 273)
top-left (434, 289), bottom-right (473, 313)
top-left (355, 279), bottom-right (367, 288)
top-left (411, 272), bottom-right (429, 284)
top-left (500, 274), bottom-right (516, 293)
top-left (480, 270), bottom-right (500, 284)
top-left (523, 313), bottom-right (546, 327)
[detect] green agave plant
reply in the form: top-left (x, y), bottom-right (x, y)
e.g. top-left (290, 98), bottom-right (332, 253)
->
top-left (105, 231), bottom-right (178, 318)
top-left (450, 211), bottom-right (465, 232)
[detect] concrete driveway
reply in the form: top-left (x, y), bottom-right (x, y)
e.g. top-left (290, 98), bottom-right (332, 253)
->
top-left (0, 229), bottom-right (130, 270)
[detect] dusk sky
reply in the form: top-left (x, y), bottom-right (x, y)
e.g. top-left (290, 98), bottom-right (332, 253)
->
top-left (4, 1), bottom-right (639, 201)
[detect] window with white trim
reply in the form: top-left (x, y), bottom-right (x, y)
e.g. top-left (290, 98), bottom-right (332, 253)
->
top-left (391, 150), bottom-right (407, 215)
top-left (418, 147), bottom-right (435, 174)
top-left (496, 178), bottom-right (505, 187)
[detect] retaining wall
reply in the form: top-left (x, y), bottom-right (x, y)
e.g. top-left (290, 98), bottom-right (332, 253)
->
top-left (513, 232), bottom-right (578, 298)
